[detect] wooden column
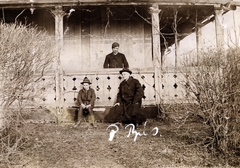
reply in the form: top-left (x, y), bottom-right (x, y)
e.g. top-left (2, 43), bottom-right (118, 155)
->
top-left (150, 4), bottom-right (162, 104)
top-left (214, 6), bottom-right (225, 50)
top-left (174, 39), bottom-right (179, 67)
top-left (196, 24), bottom-right (203, 64)
top-left (196, 9), bottom-right (203, 64)
top-left (173, 9), bottom-right (179, 67)
top-left (231, 7), bottom-right (239, 46)
top-left (52, 6), bottom-right (65, 115)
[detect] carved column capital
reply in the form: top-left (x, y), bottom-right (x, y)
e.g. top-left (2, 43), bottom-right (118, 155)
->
top-left (149, 4), bottom-right (161, 14)
top-left (51, 5), bottom-right (65, 17)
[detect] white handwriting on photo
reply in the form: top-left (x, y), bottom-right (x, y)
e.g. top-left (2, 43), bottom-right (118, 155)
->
top-left (106, 122), bottom-right (161, 142)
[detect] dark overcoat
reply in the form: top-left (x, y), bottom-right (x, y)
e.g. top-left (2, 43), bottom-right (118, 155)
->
top-left (105, 77), bottom-right (146, 124)
top-left (116, 76), bottom-right (143, 105)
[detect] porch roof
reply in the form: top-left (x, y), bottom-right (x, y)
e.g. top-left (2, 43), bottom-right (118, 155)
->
top-left (0, 0), bottom-right (233, 8)
top-left (0, 0), bottom-right (232, 7)
top-left (0, 0), bottom-right (236, 49)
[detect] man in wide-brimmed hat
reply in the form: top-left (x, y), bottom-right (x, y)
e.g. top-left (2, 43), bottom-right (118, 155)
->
top-left (104, 68), bottom-right (146, 128)
top-left (103, 42), bottom-right (129, 68)
top-left (75, 77), bottom-right (97, 128)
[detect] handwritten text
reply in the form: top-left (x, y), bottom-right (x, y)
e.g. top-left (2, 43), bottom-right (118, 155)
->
top-left (106, 122), bottom-right (160, 142)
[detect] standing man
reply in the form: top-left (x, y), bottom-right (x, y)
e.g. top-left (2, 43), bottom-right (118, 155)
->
top-left (75, 77), bottom-right (97, 128)
top-left (103, 42), bottom-right (129, 68)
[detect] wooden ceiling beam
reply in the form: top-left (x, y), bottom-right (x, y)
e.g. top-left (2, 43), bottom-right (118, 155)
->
top-left (0, 0), bottom-right (231, 9)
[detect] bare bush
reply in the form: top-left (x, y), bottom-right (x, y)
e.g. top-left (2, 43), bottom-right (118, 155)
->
top-left (0, 22), bottom-right (56, 166)
top-left (183, 47), bottom-right (240, 160)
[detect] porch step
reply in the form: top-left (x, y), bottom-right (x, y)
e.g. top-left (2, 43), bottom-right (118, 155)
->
top-left (66, 105), bottom-right (159, 123)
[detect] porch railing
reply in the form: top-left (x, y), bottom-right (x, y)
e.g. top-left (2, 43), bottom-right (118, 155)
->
top-left (40, 68), bottom-right (192, 108)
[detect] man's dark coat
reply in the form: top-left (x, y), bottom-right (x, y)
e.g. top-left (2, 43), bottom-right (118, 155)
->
top-left (103, 52), bottom-right (129, 68)
top-left (104, 77), bottom-right (146, 124)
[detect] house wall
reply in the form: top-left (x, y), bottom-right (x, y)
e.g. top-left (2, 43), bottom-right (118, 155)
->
top-left (60, 7), bottom-right (153, 72)
top-left (0, 7), bottom-right (156, 107)
top-left (163, 7), bottom-right (240, 68)
top-left (58, 7), bottom-right (156, 107)
top-left (2, 5), bottom-right (239, 108)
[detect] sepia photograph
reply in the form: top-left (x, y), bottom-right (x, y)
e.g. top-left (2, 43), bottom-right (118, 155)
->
top-left (0, 0), bottom-right (240, 167)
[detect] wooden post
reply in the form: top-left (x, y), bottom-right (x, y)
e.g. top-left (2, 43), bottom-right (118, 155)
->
top-left (174, 39), bottom-right (179, 67)
top-left (52, 5), bottom-right (65, 116)
top-left (196, 9), bottom-right (202, 65)
top-left (231, 8), bottom-right (239, 46)
top-left (173, 9), bottom-right (179, 67)
top-left (196, 24), bottom-right (203, 64)
top-left (214, 6), bottom-right (225, 50)
top-left (150, 4), bottom-right (161, 104)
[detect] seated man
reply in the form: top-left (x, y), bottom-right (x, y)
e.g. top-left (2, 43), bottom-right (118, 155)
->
top-left (75, 77), bottom-right (97, 128)
top-left (104, 68), bottom-right (146, 128)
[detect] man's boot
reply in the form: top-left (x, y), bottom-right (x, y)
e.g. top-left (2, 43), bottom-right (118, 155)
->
top-left (74, 120), bottom-right (81, 128)
top-left (89, 115), bottom-right (97, 128)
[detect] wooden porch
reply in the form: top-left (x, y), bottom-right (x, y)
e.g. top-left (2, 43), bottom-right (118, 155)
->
top-left (0, 0), bottom-right (238, 121)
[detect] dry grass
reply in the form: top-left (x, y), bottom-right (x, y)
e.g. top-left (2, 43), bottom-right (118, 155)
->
top-left (1, 108), bottom-right (239, 168)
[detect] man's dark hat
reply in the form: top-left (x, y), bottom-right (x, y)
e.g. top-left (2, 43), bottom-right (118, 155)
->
top-left (81, 77), bottom-right (92, 84)
top-left (119, 68), bottom-right (132, 75)
top-left (112, 42), bottom-right (120, 48)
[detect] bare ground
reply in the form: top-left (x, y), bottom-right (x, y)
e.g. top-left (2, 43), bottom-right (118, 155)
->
top-left (3, 113), bottom-right (240, 168)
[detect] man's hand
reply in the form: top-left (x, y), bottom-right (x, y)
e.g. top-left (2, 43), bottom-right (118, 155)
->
top-left (81, 103), bottom-right (86, 108)
top-left (114, 103), bottom-right (120, 106)
top-left (86, 104), bottom-right (91, 108)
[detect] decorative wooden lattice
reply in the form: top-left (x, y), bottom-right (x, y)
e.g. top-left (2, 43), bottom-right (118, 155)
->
top-left (40, 70), bottom-right (190, 106)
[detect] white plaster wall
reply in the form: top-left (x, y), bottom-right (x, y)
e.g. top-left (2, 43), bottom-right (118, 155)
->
top-left (163, 7), bottom-right (240, 69)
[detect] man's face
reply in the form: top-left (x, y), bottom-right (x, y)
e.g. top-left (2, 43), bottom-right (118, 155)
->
top-left (83, 83), bottom-right (90, 90)
top-left (121, 72), bottom-right (130, 80)
top-left (112, 47), bottom-right (119, 55)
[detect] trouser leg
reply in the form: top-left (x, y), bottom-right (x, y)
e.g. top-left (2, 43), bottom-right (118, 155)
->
top-left (126, 103), bottom-right (146, 127)
top-left (77, 107), bottom-right (84, 122)
top-left (88, 108), bottom-right (97, 127)
top-left (74, 107), bottom-right (83, 127)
